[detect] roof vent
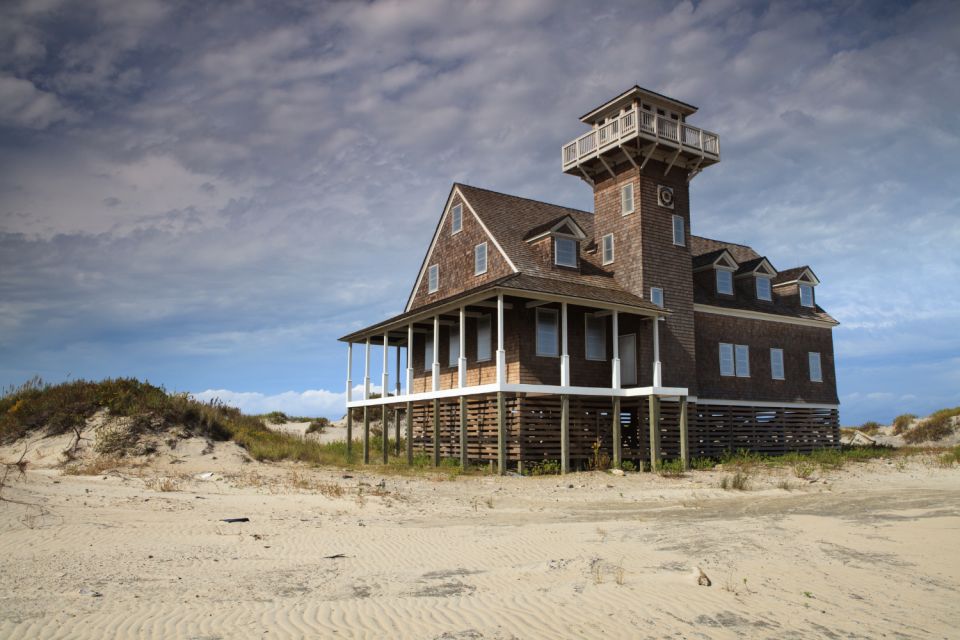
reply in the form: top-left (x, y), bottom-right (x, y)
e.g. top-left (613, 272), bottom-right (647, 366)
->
top-left (657, 185), bottom-right (674, 209)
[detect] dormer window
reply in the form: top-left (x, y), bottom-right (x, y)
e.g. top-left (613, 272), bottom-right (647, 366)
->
top-left (716, 269), bottom-right (733, 295)
top-left (451, 204), bottom-right (462, 234)
top-left (555, 237), bottom-right (577, 268)
top-left (756, 276), bottom-right (772, 301)
top-left (799, 283), bottom-right (814, 307)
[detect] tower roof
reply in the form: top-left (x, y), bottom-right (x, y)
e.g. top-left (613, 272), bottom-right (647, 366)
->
top-left (579, 85), bottom-right (698, 124)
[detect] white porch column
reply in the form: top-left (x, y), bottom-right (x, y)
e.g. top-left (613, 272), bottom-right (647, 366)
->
top-left (560, 302), bottom-right (570, 387)
top-left (432, 315), bottom-right (440, 392)
top-left (458, 306), bottom-right (467, 388)
top-left (611, 311), bottom-right (621, 389)
top-left (346, 342), bottom-right (353, 402)
top-left (496, 294), bottom-right (506, 384)
top-left (652, 316), bottom-right (662, 387)
top-left (363, 338), bottom-right (371, 400)
top-left (381, 333), bottom-right (389, 399)
top-left (406, 323), bottom-right (414, 395)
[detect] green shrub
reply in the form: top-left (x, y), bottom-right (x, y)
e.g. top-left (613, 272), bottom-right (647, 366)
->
top-left (720, 470), bottom-right (750, 491)
top-left (620, 460), bottom-right (636, 472)
top-left (892, 414), bottom-right (917, 435)
top-left (691, 457), bottom-right (714, 470)
top-left (858, 421), bottom-right (882, 435)
top-left (306, 418), bottom-right (329, 435)
top-left (263, 411), bottom-right (290, 424)
top-left (528, 460), bottom-right (561, 476)
top-left (658, 459), bottom-right (685, 478)
top-left (903, 408), bottom-right (960, 444)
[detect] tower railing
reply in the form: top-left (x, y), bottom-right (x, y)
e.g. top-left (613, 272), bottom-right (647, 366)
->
top-left (562, 106), bottom-right (720, 171)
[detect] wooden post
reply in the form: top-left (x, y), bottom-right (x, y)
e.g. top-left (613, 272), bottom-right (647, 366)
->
top-left (394, 407), bottom-right (401, 456)
top-left (459, 395), bottom-right (468, 468)
top-left (612, 396), bottom-right (621, 469)
top-left (362, 405), bottom-right (370, 464)
top-left (648, 395), bottom-right (660, 471)
top-left (346, 409), bottom-right (353, 459)
top-left (345, 341), bottom-right (353, 459)
top-left (497, 391), bottom-right (506, 475)
top-left (432, 399), bottom-right (440, 467)
top-left (560, 394), bottom-right (570, 474)
top-left (679, 396), bottom-right (689, 471)
top-left (405, 401), bottom-right (413, 465)
top-left (382, 403), bottom-right (389, 464)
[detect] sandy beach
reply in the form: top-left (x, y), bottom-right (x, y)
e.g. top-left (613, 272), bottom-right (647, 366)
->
top-left (1, 434), bottom-right (958, 640)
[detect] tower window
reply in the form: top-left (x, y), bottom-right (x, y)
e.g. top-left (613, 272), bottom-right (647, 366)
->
top-left (555, 237), bottom-right (577, 267)
top-left (650, 287), bottom-right (664, 308)
top-left (716, 269), bottom-right (733, 295)
top-left (601, 234), bottom-right (614, 265)
top-left (672, 215), bottom-right (685, 246)
top-left (451, 204), bottom-right (462, 234)
top-left (809, 352), bottom-right (822, 382)
top-left (756, 276), bottom-right (772, 301)
top-left (428, 264), bottom-right (439, 293)
top-left (621, 183), bottom-right (634, 215)
top-left (474, 242), bottom-right (487, 275)
top-left (799, 283), bottom-right (814, 307)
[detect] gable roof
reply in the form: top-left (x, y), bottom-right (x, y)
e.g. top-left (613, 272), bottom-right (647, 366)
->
top-left (690, 235), bottom-right (761, 263)
top-left (692, 248), bottom-right (738, 271)
top-left (735, 256), bottom-right (777, 277)
top-left (773, 266), bottom-right (820, 286)
top-left (523, 214), bottom-right (588, 241)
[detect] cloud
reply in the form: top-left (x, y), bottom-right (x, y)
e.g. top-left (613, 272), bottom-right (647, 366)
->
top-left (0, 75), bottom-right (74, 129)
top-left (192, 384), bottom-right (380, 418)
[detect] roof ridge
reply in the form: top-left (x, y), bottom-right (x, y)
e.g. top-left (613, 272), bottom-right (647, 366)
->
top-left (455, 183), bottom-right (593, 217)
top-left (691, 234), bottom-right (756, 250)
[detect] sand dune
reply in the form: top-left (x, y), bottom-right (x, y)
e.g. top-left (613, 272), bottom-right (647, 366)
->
top-left (1, 438), bottom-right (958, 639)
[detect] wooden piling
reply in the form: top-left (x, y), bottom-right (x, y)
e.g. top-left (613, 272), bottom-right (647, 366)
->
top-left (612, 396), bottom-right (621, 469)
top-left (648, 395), bottom-right (661, 472)
top-left (560, 394), bottom-right (570, 475)
top-left (382, 404), bottom-right (389, 464)
top-left (459, 395), bottom-right (468, 468)
top-left (362, 406), bottom-right (370, 464)
top-left (679, 396), bottom-right (689, 470)
top-left (432, 399), bottom-right (440, 467)
top-left (405, 401), bottom-right (413, 466)
top-left (497, 392), bottom-right (506, 475)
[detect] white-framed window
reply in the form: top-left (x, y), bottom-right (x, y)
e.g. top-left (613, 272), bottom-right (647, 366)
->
top-left (735, 344), bottom-right (750, 377)
top-left (601, 234), bottom-right (614, 265)
top-left (448, 330), bottom-right (460, 367)
top-left (428, 264), bottom-right (439, 293)
top-left (770, 348), bottom-right (785, 380)
top-left (672, 215), bottom-right (685, 246)
top-left (474, 242), bottom-right (487, 275)
top-left (621, 182), bottom-right (634, 215)
top-left (424, 334), bottom-right (434, 372)
top-left (476, 315), bottom-right (492, 362)
top-left (650, 287), bottom-right (664, 308)
top-left (716, 269), bottom-right (733, 295)
top-left (535, 308), bottom-right (559, 357)
top-left (451, 204), bottom-right (462, 234)
top-left (756, 276), bottom-right (772, 301)
top-left (585, 314), bottom-right (606, 361)
top-left (555, 237), bottom-right (577, 267)
top-left (719, 343), bottom-right (735, 377)
top-left (799, 283), bottom-right (814, 307)
top-left (808, 352), bottom-right (822, 382)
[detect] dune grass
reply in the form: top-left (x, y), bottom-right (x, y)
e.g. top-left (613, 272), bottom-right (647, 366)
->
top-left (903, 407), bottom-right (960, 444)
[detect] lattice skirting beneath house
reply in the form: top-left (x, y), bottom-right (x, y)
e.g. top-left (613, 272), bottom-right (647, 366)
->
top-left (404, 394), bottom-right (839, 465)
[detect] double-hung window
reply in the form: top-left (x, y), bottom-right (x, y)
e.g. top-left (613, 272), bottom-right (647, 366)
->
top-left (756, 276), bottom-right (772, 301)
top-left (448, 330), bottom-right (460, 367)
top-left (451, 204), bottom-right (462, 234)
top-left (809, 352), bottom-right (822, 382)
top-left (770, 348), bottom-right (785, 380)
top-left (672, 215), bottom-right (685, 246)
top-left (650, 287), bottom-right (664, 308)
top-left (720, 343), bottom-right (750, 377)
top-left (601, 234), bottom-right (614, 265)
top-left (555, 238), bottom-right (577, 267)
top-left (719, 343), bottom-right (735, 377)
top-left (585, 314), bottom-right (606, 361)
top-left (716, 269), bottom-right (733, 295)
top-left (735, 344), bottom-right (750, 377)
top-left (536, 308), bottom-right (559, 357)
top-left (428, 264), bottom-right (439, 293)
top-left (621, 183), bottom-right (634, 215)
top-left (424, 335), bottom-right (434, 372)
top-left (799, 284), bottom-right (814, 307)
top-left (476, 316), bottom-right (492, 362)
top-left (474, 242), bottom-right (488, 275)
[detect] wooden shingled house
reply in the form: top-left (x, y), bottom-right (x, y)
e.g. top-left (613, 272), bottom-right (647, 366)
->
top-left (339, 86), bottom-right (839, 473)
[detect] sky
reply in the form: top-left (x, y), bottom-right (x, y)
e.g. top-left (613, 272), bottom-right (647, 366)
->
top-left (1, 0), bottom-right (958, 425)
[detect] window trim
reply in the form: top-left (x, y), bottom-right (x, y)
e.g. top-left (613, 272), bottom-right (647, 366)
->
top-left (719, 342), bottom-right (735, 377)
top-left (427, 264), bottom-right (439, 293)
top-left (535, 307), bottom-right (560, 358)
top-left (650, 287), bottom-right (664, 308)
top-left (584, 313), bottom-right (606, 361)
top-left (474, 242), bottom-right (488, 276)
top-left (476, 315), bottom-right (492, 362)
top-left (601, 233), bottom-right (614, 265)
top-left (716, 268), bottom-right (734, 295)
top-left (554, 237), bottom-right (578, 268)
top-left (735, 344), bottom-right (750, 377)
top-left (808, 351), bottom-right (823, 382)
top-left (756, 275), bottom-right (772, 301)
top-left (770, 348), bottom-right (785, 380)
top-left (672, 215), bottom-right (685, 246)
top-left (451, 203), bottom-right (462, 234)
top-left (621, 182), bottom-right (635, 215)
top-left (799, 283), bottom-right (814, 308)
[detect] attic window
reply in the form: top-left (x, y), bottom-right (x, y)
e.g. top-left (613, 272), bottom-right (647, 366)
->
top-left (474, 242), bottom-right (487, 275)
top-left (799, 283), bottom-right (814, 307)
top-left (428, 265), bottom-right (439, 293)
top-left (555, 238), bottom-right (577, 268)
top-left (756, 276), bottom-right (772, 301)
top-left (451, 204), bottom-right (462, 234)
top-left (716, 269), bottom-right (733, 295)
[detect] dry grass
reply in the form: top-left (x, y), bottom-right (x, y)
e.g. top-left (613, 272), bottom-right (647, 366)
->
top-left (903, 408), bottom-right (960, 444)
top-left (892, 414), bottom-right (917, 435)
top-left (147, 477), bottom-right (181, 492)
top-left (62, 455), bottom-right (126, 476)
top-left (720, 470), bottom-right (750, 491)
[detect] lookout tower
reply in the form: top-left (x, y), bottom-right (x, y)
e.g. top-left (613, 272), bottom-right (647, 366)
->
top-left (561, 86), bottom-right (720, 185)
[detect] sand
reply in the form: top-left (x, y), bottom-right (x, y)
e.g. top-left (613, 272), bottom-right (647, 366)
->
top-left (1, 436), bottom-right (958, 639)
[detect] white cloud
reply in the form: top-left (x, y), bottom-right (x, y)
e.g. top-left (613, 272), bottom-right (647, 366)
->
top-left (0, 75), bottom-right (73, 129)
top-left (192, 384), bottom-right (380, 419)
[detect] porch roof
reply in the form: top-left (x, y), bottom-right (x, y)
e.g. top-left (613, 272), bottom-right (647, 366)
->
top-left (339, 273), bottom-right (665, 344)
